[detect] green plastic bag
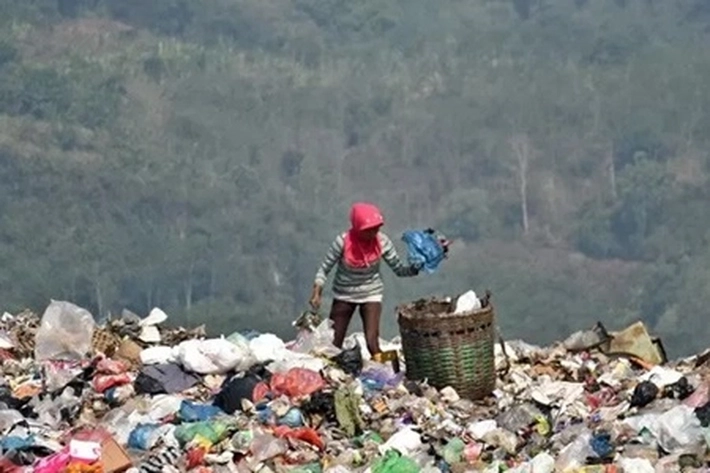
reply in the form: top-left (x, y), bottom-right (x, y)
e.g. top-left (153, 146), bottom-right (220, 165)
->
top-left (287, 464), bottom-right (322, 473)
top-left (371, 450), bottom-right (420, 473)
top-left (174, 420), bottom-right (232, 446)
top-left (442, 437), bottom-right (465, 464)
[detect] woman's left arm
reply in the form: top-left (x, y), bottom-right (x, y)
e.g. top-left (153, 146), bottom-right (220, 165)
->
top-left (381, 233), bottom-right (419, 277)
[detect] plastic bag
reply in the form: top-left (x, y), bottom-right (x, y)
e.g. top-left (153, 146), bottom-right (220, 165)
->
top-left (630, 381), bottom-right (659, 408)
top-left (590, 432), bottom-right (614, 458)
top-left (401, 229), bottom-right (447, 274)
top-left (290, 320), bottom-right (337, 355)
top-left (128, 424), bottom-right (161, 450)
top-left (95, 359), bottom-right (129, 375)
top-left (331, 344), bottom-right (363, 376)
top-left (34, 301), bottom-right (95, 361)
top-left (273, 425), bottom-right (325, 450)
top-left (618, 457), bottom-right (655, 473)
top-left (213, 374), bottom-right (261, 414)
top-left (496, 403), bottom-right (544, 433)
top-left (174, 420), bottom-right (232, 446)
top-left (33, 447), bottom-right (71, 473)
top-left (685, 381), bottom-right (710, 408)
top-left (104, 384), bottom-right (135, 405)
top-left (360, 367), bottom-right (403, 391)
top-left (179, 401), bottom-right (223, 423)
top-left (555, 431), bottom-right (594, 472)
top-left (249, 334), bottom-right (289, 363)
top-left (177, 338), bottom-right (254, 374)
top-left (442, 438), bottom-right (465, 464)
top-left (0, 409), bottom-right (24, 432)
top-left (664, 377), bottom-right (694, 400)
top-left (250, 433), bottom-right (288, 462)
top-left (270, 368), bottom-right (325, 398)
top-left (301, 391), bottom-right (336, 421)
top-left (624, 405), bottom-right (704, 453)
top-left (32, 387), bottom-right (81, 429)
top-left (371, 450), bottom-right (419, 473)
top-left (92, 374), bottom-right (132, 394)
top-left (378, 427), bottom-right (421, 457)
top-left (454, 290), bottom-right (481, 314)
top-left (277, 408), bottom-right (305, 428)
top-left (140, 346), bottom-right (177, 365)
top-left (655, 405), bottom-right (704, 452)
top-left (695, 401), bottom-right (710, 427)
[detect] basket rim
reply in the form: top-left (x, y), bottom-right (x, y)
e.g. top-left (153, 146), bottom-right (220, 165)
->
top-left (397, 302), bottom-right (493, 321)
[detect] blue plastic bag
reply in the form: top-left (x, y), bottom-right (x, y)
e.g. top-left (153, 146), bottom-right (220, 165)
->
top-left (128, 424), bottom-right (160, 450)
top-left (401, 229), bottom-right (447, 274)
top-left (179, 400), bottom-right (223, 422)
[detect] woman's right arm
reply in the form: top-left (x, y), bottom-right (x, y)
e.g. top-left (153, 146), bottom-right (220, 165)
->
top-left (311, 235), bottom-right (344, 309)
top-left (314, 235), bottom-right (344, 287)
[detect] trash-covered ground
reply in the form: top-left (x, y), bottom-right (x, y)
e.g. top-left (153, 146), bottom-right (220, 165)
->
top-left (1, 300), bottom-right (710, 472)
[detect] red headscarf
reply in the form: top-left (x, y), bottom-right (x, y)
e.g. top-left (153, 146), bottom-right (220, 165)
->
top-left (343, 202), bottom-right (384, 268)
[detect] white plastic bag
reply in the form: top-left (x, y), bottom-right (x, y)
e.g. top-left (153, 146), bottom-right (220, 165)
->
top-left (290, 319), bottom-right (337, 355)
top-left (249, 333), bottom-right (289, 363)
top-left (140, 346), bottom-right (177, 365)
top-left (454, 290), bottom-right (482, 314)
top-left (378, 426), bottom-right (422, 456)
top-left (34, 300), bottom-right (95, 361)
top-left (177, 338), bottom-right (255, 374)
top-left (555, 431), bottom-right (594, 472)
top-left (623, 405), bottom-right (704, 453)
top-left (618, 458), bottom-right (654, 473)
top-left (140, 307), bottom-right (168, 327)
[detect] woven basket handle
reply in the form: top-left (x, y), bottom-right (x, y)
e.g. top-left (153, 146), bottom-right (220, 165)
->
top-left (496, 326), bottom-right (511, 377)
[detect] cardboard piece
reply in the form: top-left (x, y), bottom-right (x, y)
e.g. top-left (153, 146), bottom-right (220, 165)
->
top-left (606, 321), bottom-right (665, 365)
top-left (100, 436), bottom-right (132, 473)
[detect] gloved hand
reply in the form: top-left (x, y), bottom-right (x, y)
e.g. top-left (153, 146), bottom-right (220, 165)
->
top-left (411, 262), bottom-right (423, 275)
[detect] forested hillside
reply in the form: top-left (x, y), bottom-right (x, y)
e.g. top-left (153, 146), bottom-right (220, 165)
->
top-left (1, 0), bottom-right (709, 356)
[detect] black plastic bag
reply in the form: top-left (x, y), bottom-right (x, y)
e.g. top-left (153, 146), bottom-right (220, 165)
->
top-left (630, 381), bottom-right (659, 408)
top-left (664, 377), bottom-right (694, 400)
top-left (301, 391), bottom-right (336, 421)
top-left (695, 401), bottom-right (710, 427)
top-left (213, 373), bottom-right (262, 414)
top-left (331, 344), bottom-right (363, 376)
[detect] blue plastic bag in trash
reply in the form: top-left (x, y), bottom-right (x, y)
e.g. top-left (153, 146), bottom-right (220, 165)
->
top-left (128, 424), bottom-right (160, 450)
top-left (401, 229), bottom-right (447, 274)
top-left (179, 400), bottom-right (223, 422)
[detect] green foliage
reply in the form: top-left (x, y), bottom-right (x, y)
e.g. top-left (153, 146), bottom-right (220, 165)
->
top-left (0, 40), bottom-right (18, 67)
top-left (0, 0), bottom-right (708, 356)
top-left (0, 60), bottom-right (123, 128)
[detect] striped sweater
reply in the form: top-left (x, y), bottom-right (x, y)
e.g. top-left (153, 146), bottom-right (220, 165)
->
top-left (314, 232), bottom-right (417, 303)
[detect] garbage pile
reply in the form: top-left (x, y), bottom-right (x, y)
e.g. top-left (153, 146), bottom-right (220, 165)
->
top-left (1, 300), bottom-right (710, 472)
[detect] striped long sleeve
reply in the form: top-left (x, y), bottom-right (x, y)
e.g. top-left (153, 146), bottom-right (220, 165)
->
top-left (314, 232), bottom-right (417, 303)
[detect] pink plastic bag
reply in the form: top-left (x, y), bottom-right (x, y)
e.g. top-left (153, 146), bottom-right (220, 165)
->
top-left (92, 374), bottom-right (132, 393)
top-left (33, 447), bottom-right (71, 473)
top-left (684, 381), bottom-right (710, 408)
top-left (96, 358), bottom-right (129, 375)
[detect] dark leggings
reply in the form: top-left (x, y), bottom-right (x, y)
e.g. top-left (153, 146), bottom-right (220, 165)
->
top-left (329, 299), bottom-right (382, 356)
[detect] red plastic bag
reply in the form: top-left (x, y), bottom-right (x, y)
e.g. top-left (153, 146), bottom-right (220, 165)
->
top-left (186, 447), bottom-right (208, 469)
top-left (273, 426), bottom-right (325, 451)
top-left (92, 374), bottom-right (132, 393)
top-left (253, 382), bottom-right (270, 402)
top-left (270, 368), bottom-right (325, 398)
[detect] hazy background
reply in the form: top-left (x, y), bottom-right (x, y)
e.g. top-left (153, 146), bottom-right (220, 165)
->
top-left (1, 0), bottom-right (709, 357)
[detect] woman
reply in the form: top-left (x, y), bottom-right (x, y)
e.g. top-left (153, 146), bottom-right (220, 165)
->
top-left (309, 202), bottom-right (420, 358)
